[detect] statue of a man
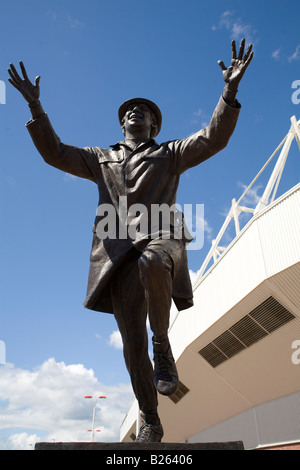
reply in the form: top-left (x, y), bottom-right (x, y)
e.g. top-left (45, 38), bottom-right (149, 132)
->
top-left (8, 39), bottom-right (253, 442)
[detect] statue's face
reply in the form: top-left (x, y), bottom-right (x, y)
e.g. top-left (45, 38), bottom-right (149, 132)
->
top-left (122, 103), bottom-right (156, 137)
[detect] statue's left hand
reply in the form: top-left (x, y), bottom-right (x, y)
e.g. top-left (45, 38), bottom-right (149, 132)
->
top-left (218, 38), bottom-right (253, 90)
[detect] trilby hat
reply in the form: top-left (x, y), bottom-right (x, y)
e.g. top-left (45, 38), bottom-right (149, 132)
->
top-left (118, 98), bottom-right (162, 137)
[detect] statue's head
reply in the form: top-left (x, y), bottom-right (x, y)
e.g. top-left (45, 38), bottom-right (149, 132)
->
top-left (118, 98), bottom-right (162, 139)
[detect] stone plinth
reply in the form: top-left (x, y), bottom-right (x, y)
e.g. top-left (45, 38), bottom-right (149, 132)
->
top-left (35, 441), bottom-right (244, 451)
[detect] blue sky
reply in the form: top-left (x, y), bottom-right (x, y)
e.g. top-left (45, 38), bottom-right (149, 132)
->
top-left (0, 0), bottom-right (300, 449)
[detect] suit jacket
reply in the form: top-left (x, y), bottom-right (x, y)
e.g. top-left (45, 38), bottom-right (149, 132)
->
top-left (26, 95), bottom-right (240, 314)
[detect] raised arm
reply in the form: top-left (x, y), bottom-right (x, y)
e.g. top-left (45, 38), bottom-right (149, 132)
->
top-left (175, 39), bottom-right (254, 174)
top-left (8, 62), bottom-right (99, 181)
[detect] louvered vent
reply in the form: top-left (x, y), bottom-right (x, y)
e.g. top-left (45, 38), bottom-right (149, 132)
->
top-left (250, 296), bottom-right (295, 332)
top-left (199, 297), bottom-right (295, 368)
top-left (169, 380), bottom-right (190, 404)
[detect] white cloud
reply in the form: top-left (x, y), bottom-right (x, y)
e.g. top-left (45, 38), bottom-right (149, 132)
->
top-left (212, 10), bottom-right (234, 32)
top-left (109, 330), bottom-right (123, 350)
top-left (7, 432), bottom-right (40, 451)
top-left (67, 15), bottom-right (84, 29)
top-left (63, 173), bottom-right (79, 182)
top-left (0, 358), bottom-right (133, 450)
top-left (237, 181), bottom-right (262, 206)
top-left (47, 10), bottom-right (84, 29)
top-left (193, 108), bottom-right (203, 118)
top-left (212, 10), bottom-right (257, 45)
top-left (271, 45), bottom-right (300, 63)
top-left (190, 108), bottom-right (210, 131)
top-left (288, 45), bottom-right (300, 63)
top-left (189, 268), bottom-right (200, 285)
top-left (47, 10), bottom-right (57, 21)
top-left (271, 48), bottom-right (281, 60)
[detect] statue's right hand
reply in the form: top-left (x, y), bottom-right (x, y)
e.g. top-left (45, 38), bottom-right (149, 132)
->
top-left (8, 61), bottom-right (40, 104)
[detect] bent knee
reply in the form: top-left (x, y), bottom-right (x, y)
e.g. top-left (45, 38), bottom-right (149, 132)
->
top-left (138, 249), bottom-right (172, 276)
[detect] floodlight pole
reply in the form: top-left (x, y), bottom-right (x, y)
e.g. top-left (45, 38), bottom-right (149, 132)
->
top-left (84, 395), bottom-right (106, 442)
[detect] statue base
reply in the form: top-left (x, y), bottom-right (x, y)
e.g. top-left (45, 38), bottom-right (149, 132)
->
top-left (35, 441), bottom-right (244, 451)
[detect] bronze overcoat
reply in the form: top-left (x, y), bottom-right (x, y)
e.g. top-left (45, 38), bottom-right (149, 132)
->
top-left (26, 95), bottom-right (240, 314)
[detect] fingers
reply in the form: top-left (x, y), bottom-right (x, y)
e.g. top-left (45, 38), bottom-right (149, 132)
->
top-left (8, 78), bottom-right (20, 91)
top-left (8, 61), bottom-right (30, 89)
top-left (237, 38), bottom-right (254, 63)
top-left (34, 76), bottom-right (41, 87)
top-left (223, 38), bottom-right (254, 69)
top-left (244, 50), bottom-right (254, 69)
top-left (231, 40), bottom-right (237, 60)
top-left (217, 60), bottom-right (227, 71)
top-left (243, 43), bottom-right (253, 62)
top-left (8, 61), bottom-right (33, 84)
top-left (240, 41), bottom-right (254, 71)
top-left (20, 61), bottom-right (29, 80)
top-left (238, 38), bottom-right (245, 60)
top-left (8, 63), bottom-right (22, 84)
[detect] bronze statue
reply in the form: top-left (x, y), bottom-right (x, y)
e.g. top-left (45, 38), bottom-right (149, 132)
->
top-left (8, 39), bottom-right (253, 442)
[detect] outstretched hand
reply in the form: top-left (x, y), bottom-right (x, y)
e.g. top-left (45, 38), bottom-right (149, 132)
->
top-left (8, 61), bottom-right (40, 104)
top-left (218, 38), bottom-right (253, 90)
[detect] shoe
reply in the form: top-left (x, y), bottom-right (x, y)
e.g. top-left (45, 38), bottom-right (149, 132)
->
top-left (153, 338), bottom-right (178, 396)
top-left (135, 420), bottom-right (164, 442)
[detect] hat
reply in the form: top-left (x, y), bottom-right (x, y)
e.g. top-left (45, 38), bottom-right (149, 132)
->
top-left (118, 98), bottom-right (162, 137)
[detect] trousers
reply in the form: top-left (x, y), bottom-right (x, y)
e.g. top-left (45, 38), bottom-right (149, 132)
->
top-left (109, 238), bottom-right (183, 420)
